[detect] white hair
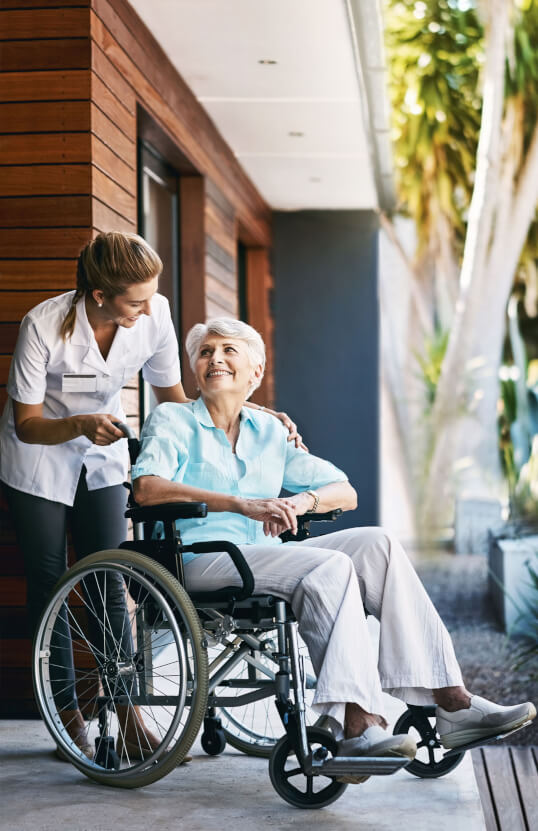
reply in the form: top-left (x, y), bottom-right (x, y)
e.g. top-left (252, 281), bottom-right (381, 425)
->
top-left (185, 317), bottom-right (266, 397)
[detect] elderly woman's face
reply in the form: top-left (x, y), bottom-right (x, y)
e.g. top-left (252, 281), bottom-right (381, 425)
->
top-left (195, 335), bottom-right (261, 399)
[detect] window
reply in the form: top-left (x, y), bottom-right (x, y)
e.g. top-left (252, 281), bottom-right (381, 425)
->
top-left (138, 141), bottom-right (181, 418)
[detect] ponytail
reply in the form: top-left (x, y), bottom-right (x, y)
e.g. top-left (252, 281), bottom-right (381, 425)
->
top-left (60, 232), bottom-right (162, 341)
top-left (60, 254), bottom-right (86, 341)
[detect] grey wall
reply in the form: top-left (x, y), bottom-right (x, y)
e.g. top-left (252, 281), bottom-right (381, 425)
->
top-left (273, 210), bottom-right (379, 530)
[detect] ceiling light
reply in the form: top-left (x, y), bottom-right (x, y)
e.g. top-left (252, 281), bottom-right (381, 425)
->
top-left (288, 131), bottom-right (304, 137)
top-left (258, 59), bottom-right (277, 65)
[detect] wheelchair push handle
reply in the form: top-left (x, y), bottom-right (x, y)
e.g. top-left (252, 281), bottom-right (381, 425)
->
top-left (112, 421), bottom-right (140, 466)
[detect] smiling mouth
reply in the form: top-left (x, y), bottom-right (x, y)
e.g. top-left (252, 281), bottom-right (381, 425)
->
top-left (206, 370), bottom-right (233, 378)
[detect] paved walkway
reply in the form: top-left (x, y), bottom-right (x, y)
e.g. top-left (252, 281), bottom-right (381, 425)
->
top-left (0, 714), bottom-right (485, 831)
top-left (0, 616), bottom-right (486, 831)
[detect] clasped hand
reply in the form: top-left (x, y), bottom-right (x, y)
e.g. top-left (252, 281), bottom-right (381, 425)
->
top-left (240, 492), bottom-right (313, 537)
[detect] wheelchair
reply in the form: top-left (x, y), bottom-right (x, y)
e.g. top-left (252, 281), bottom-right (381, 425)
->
top-left (32, 423), bottom-right (470, 807)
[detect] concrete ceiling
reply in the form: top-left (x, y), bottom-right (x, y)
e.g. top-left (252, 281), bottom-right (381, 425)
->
top-left (129, 0), bottom-right (395, 212)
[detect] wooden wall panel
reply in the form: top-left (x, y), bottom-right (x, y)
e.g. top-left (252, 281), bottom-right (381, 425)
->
top-left (0, 102), bottom-right (91, 134)
top-left (0, 7), bottom-right (89, 38)
top-left (0, 39), bottom-right (90, 72)
top-left (0, 133), bottom-right (91, 165)
top-left (91, 135), bottom-right (136, 194)
top-left (0, 70), bottom-right (90, 102)
top-left (0, 260), bottom-right (77, 290)
top-left (0, 196), bottom-right (91, 227)
top-left (0, 165), bottom-right (91, 197)
top-left (0, 4), bottom-right (92, 718)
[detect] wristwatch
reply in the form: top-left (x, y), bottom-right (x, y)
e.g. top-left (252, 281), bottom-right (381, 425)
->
top-left (306, 490), bottom-right (319, 513)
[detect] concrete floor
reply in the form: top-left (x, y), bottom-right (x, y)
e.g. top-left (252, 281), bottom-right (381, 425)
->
top-left (0, 696), bottom-right (486, 831)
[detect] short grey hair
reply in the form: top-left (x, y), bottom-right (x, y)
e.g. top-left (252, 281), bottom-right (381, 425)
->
top-left (185, 317), bottom-right (266, 397)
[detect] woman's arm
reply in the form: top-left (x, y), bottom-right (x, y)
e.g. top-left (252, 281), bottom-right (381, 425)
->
top-left (134, 474), bottom-right (300, 534)
top-left (151, 381), bottom-right (190, 404)
top-left (287, 481), bottom-right (358, 515)
top-left (13, 401), bottom-right (124, 445)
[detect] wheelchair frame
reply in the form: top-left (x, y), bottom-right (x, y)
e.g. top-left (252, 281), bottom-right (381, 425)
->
top-left (32, 422), bottom-right (481, 808)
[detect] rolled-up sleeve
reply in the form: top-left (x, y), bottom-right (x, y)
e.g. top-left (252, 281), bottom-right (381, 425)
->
top-left (141, 297), bottom-right (182, 388)
top-left (282, 443), bottom-right (348, 493)
top-left (131, 404), bottom-right (186, 482)
top-left (7, 316), bottom-right (49, 405)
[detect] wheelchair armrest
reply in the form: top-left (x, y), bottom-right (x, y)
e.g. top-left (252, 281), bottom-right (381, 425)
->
top-left (300, 509), bottom-right (343, 523)
top-left (280, 508), bottom-right (343, 543)
top-left (125, 502), bottom-right (208, 523)
top-left (183, 540), bottom-right (255, 600)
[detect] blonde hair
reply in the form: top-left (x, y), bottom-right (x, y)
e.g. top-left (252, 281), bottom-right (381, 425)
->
top-left (60, 232), bottom-right (162, 340)
top-left (185, 318), bottom-right (266, 397)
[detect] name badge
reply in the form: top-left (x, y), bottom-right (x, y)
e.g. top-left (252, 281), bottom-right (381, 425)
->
top-left (62, 373), bottom-right (98, 393)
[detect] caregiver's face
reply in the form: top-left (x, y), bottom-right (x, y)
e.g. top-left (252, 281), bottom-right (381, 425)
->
top-left (195, 335), bottom-right (259, 399)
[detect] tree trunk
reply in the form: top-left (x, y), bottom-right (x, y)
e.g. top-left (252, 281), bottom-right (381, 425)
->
top-left (420, 0), bottom-right (512, 532)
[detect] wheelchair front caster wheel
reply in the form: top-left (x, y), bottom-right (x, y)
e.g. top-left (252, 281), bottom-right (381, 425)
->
top-left (394, 706), bottom-right (465, 778)
top-left (94, 736), bottom-right (120, 770)
top-left (201, 728), bottom-right (226, 756)
top-left (268, 727), bottom-right (347, 809)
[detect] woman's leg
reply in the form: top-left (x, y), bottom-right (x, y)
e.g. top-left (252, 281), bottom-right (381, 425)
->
top-left (69, 468), bottom-right (131, 664)
top-left (185, 543), bottom-right (387, 735)
top-left (3, 483), bottom-right (78, 711)
top-left (299, 527), bottom-right (464, 705)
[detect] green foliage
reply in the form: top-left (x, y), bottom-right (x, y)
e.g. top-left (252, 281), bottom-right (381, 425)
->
top-left (414, 328), bottom-right (450, 407)
top-left (384, 0), bottom-right (538, 266)
top-left (384, 0), bottom-right (482, 252)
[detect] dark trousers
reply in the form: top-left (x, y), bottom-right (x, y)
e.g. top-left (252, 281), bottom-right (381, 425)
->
top-left (4, 468), bottom-right (130, 709)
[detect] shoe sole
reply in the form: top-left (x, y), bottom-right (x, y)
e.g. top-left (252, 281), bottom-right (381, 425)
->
top-left (336, 739), bottom-right (416, 785)
top-left (440, 704), bottom-right (536, 749)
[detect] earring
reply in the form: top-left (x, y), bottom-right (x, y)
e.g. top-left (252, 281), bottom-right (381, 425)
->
top-left (97, 302), bottom-right (103, 308)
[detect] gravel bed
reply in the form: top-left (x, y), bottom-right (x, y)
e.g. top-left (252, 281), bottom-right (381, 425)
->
top-left (413, 549), bottom-right (538, 746)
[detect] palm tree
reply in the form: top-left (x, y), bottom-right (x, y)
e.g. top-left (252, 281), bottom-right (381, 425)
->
top-left (382, 0), bottom-right (538, 533)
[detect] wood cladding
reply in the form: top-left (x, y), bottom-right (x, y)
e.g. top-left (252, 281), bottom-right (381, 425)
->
top-left (0, 3), bottom-right (93, 717)
top-left (0, 0), bottom-right (275, 717)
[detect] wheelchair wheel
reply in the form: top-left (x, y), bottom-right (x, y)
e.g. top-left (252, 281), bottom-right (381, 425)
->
top-left (393, 706), bottom-right (465, 778)
top-left (213, 632), bottom-right (317, 758)
top-left (33, 549), bottom-right (208, 788)
top-left (269, 726), bottom-right (347, 808)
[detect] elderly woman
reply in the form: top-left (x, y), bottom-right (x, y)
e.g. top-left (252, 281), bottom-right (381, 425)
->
top-left (132, 318), bottom-right (535, 770)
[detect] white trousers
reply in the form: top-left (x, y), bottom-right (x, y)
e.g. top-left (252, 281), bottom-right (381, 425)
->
top-left (184, 527), bottom-right (463, 732)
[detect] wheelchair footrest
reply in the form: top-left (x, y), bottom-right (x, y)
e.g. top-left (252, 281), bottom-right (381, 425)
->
top-left (314, 755), bottom-right (410, 776)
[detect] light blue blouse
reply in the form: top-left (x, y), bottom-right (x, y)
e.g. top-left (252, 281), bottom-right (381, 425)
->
top-left (132, 397), bottom-right (348, 557)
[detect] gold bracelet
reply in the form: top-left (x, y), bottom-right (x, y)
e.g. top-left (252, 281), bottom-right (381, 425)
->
top-left (306, 490), bottom-right (319, 513)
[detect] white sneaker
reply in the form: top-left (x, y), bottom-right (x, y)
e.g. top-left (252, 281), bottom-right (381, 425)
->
top-left (436, 696), bottom-right (536, 749)
top-left (335, 725), bottom-right (416, 784)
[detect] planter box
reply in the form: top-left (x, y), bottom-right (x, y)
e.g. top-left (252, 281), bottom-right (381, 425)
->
top-left (488, 535), bottom-right (538, 636)
top-left (455, 498), bottom-right (503, 555)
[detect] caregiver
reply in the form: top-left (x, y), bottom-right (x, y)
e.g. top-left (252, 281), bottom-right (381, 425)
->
top-left (0, 231), bottom-right (297, 760)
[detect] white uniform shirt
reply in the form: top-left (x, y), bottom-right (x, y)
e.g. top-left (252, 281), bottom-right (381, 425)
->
top-left (0, 290), bottom-right (181, 506)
